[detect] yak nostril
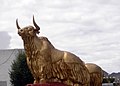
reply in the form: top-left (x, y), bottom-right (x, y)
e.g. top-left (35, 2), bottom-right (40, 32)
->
top-left (20, 29), bottom-right (23, 32)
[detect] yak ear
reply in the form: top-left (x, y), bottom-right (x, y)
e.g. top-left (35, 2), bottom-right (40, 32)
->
top-left (33, 15), bottom-right (40, 33)
top-left (16, 19), bottom-right (21, 29)
top-left (34, 29), bottom-right (40, 34)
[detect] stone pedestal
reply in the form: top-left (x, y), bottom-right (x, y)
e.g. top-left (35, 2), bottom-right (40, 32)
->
top-left (27, 82), bottom-right (68, 86)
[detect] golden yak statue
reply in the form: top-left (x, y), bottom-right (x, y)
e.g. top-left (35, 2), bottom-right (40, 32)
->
top-left (85, 63), bottom-right (103, 86)
top-left (16, 16), bottom-right (90, 86)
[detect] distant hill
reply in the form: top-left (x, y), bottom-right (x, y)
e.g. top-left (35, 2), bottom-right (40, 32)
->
top-left (109, 72), bottom-right (120, 79)
top-left (102, 70), bottom-right (120, 82)
top-left (102, 71), bottom-right (120, 83)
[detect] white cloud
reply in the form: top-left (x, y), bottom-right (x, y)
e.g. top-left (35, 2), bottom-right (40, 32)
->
top-left (0, 0), bottom-right (120, 73)
top-left (0, 31), bottom-right (11, 49)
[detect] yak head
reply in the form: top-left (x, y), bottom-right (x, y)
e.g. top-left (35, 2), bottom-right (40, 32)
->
top-left (16, 16), bottom-right (40, 38)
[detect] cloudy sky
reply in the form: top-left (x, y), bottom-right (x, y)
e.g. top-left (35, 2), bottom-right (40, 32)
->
top-left (0, 0), bottom-right (120, 73)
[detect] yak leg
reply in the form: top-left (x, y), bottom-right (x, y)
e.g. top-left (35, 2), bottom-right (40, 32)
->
top-left (90, 73), bottom-right (102, 86)
top-left (33, 78), bottom-right (40, 84)
top-left (39, 74), bottom-right (47, 84)
top-left (73, 84), bottom-right (90, 86)
top-left (40, 78), bottom-right (46, 84)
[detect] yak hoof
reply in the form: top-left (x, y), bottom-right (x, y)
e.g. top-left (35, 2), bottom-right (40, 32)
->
top-left (40, 78), bottom-right (46, 84)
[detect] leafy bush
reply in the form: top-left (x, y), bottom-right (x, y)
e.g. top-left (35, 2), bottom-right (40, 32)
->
top-left (9, 52), bottom-right (34, 86)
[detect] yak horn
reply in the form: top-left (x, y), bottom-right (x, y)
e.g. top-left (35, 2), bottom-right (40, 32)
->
top-left (33, 16), bottom-right (40, 30)
top-left (16, 19), bottom-right (21, 29)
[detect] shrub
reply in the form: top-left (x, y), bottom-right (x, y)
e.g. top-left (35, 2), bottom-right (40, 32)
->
top-left (9, 52), bottom-right (34, 86)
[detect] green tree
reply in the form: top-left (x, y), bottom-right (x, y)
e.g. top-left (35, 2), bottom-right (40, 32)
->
top-left (9, 52), bottom-right (34, 86)
top-left (102, 77), bottom-right (115, 83)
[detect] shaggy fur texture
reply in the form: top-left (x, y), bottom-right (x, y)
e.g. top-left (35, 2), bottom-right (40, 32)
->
top-left (85, 63), bottom-right (103, 86)
top-left (16, 17), bottom-right (90, 86)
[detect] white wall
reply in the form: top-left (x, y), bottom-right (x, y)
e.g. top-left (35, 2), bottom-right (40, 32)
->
top-left (0, 49), bottom-right (24, 86)
top-left (0, 81), bottom-right (7, 86)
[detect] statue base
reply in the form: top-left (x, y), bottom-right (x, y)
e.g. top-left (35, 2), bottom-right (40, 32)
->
top-left (27, 82), bottom-right (68, 86)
